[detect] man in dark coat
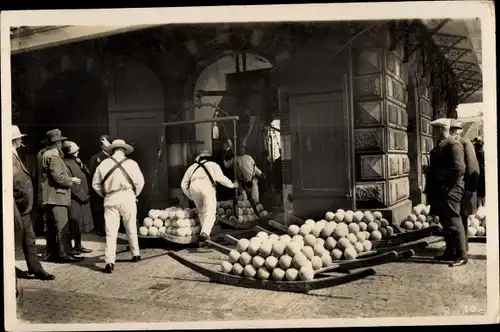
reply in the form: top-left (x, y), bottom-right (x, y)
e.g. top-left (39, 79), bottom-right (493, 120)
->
top-left (449, 120), bottom-right (480, 252)
top-left (426, 118), bottom-right (467, 267)
top-left (472, 137), bottom-right (485, 207)
top-left (12, 125), bottom-right (55, 280)
top-left (38, 129), bottom-right (83, 263)
top-left (89, 135), bottom-right (112, 236)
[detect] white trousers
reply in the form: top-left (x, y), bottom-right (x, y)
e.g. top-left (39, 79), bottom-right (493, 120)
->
top-left (239, 178), bottom-right (259, 203)
top-left (103, 190), bottom-right (140, 264)
top-left (189, 180), bottom-right (217, 236)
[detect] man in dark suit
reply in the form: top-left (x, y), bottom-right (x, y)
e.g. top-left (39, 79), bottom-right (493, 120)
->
top-left (450, 120), bottom-right (480, 252)
top-left (38, 129), bottom-right (83, 263)
top-left (89, 135), bottom-right (111, 236)
top-left (426, 118), bottom-right (467, 267)
top-left (12, 125), bottom-right (55, 280)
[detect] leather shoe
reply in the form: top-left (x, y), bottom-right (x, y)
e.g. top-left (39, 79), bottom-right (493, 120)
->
top-left (33, 271), bottom-right (55, 281)
top-left (58, 256), bottom-right (82, 263)
top-left (104, 263), bottom-right (114, 274)
top-left (45, 255), bottom-right (60, 263)
top-left (131, 255), bottom-right (141, 262)
top-left (449, 257), bottom-right (468, 267)
top-left (434, 252), bottom-right (455, 261)
top-left (76, 247), bottom-right (93, 254)
top-left (200, 232), bottom-right (210, 242)
top-left (16, 268), bottom-right (29, 279)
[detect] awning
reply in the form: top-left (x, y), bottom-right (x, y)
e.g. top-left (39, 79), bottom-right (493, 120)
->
top-left (421, 19), bottom-right (482, 104)
top-left (10, 25), bottom-right (159, 55)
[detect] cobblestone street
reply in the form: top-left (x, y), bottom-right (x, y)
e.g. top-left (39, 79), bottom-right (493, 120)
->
top-left (14, 234), bottom-right (487, 324)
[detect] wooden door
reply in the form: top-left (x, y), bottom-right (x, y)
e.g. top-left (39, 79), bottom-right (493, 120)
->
top-left (289, 90), bottom-right (350, 218)
top-left (109, 110), bottom-right (165, 218)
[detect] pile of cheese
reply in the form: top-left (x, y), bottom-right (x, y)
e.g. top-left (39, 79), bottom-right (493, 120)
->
top-left (220, 231), bottom-right (333, 282)
top-left (139, 206), bottom-right (201, 237)
top-left (467, 205), bottom-right (487, 237)
top-left (217, 197), bottom-right (269, 224)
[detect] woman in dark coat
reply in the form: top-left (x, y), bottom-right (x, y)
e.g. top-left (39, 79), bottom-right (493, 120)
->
top-left (62, 141), bottom-right (94, 254)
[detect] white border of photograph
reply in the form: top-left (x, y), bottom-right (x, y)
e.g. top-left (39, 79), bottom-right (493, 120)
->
top-left (1, 1), bottom-right (498, 331)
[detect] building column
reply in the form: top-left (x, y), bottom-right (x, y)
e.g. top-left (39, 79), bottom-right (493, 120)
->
top-left (275, 50), bottom-right (294, 225)
top-left (352, 29), bottom-right (412, 225)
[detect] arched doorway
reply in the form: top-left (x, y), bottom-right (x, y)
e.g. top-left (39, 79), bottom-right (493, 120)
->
top-left (106, 59), bottom-right (166, 218)
top-left (193, 52), bottom-right (282, 206)
top-left (34, 70), bottom-right (108, 164)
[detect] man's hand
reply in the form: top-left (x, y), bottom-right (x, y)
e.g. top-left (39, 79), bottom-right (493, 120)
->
top-left (233, 182), bottom-right (239, 189)
top-left (71, 177), bottom-right (81, 185)
top-left (260, 173), bottom-right (267, 180)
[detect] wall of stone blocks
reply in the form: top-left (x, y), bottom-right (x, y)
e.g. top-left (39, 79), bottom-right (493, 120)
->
top-left (352, 28), bottom-right (411, 212)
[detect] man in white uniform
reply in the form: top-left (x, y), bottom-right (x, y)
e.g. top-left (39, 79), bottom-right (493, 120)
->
top-left (92, 139), bottom-right (145, 274)
top-left (181, 150), bottom-right (238, 241)
top-left (224, 144), bottom-right (265, 204)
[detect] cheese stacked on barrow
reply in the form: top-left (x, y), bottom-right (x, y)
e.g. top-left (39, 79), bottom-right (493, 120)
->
top-left (467, 205), bottom-right (487, 237)
top-left (401, 204), bottom-right (439, 231)
top-left (139, 207), bottom-right (201, 237)
top-left (220, 231), bottom-right (334, 282)
top-left (216, 198), bottom-right (269, 224)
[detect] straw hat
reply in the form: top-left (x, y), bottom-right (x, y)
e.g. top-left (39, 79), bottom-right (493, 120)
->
top-left (104, 139), bottom-right (134, 155)
top-left (449, 119), bottom-right (463, 129)
top-left (195, 150), bottom-right (211, 162)
top-left (12, 125), bottom-right (27, 140)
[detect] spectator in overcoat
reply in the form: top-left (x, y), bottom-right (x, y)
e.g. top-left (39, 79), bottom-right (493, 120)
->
top-left (63, 141), bottom-right (94, 255)
top-left (12, 125), bottom-right (55, 280)
top-left (38, 129), bottom-right (83, 263)
top-left (426, 118), bottom-right (467, 267)
top-left (449, 119), bottom-right (480, 252)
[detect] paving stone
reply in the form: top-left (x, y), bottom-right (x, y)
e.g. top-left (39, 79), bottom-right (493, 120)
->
top-left (15, 235), bottom-right (488, 323)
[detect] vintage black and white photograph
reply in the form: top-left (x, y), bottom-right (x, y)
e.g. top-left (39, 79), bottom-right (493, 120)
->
top-left (1, 2), bottom-right (498, 331)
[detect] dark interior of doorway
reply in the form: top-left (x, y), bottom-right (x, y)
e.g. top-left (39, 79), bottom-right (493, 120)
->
top-left (31, 70), bottom-right (108, 235)
top-left (210, 67), bottom-right (283, 211)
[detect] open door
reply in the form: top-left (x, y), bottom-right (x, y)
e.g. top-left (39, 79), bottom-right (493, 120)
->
top-left (286, 43), bottom-right (352, 219)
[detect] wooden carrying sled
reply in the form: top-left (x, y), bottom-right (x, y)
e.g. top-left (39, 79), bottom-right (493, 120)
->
top-left (167, 244), bottom-right (378, 294)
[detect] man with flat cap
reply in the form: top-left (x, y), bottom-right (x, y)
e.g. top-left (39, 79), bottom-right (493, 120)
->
top-left (449, 119), bottom-right (480, 252)
top-left (426, 118), bottom-right (467, 267)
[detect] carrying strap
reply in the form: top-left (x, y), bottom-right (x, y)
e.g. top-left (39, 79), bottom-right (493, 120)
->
top-left (101, 157), bottom-right (137, 196)
top-left (190, 160), bottom-right (216, 187)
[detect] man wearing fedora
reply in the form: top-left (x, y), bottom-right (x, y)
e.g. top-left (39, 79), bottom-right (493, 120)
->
top-left (449, 119), bottom-right (480, 252)
top-left (426, 118), bottom-right (468, 267)
top-left (12, 125), bottom-right (55, 280)
top-left (92, 139), bottom-right (145, 274)
top-left (38, 129), bottom-right (83, 263)
top-left (182, 150), bottom-right (239, 242)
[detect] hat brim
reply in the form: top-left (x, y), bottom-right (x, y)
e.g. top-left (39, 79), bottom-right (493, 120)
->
top-left (12, 134), bottom-right (27, 140)
top-left (104, 143), bottom-right (134, 155)
top-left (47, 136), bottom-right (67, 143)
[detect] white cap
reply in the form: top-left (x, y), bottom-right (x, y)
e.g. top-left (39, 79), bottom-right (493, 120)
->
top-left (430, 118), bottom-right (451, 128)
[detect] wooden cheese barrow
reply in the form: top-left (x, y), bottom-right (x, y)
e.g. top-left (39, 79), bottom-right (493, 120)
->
top-left (266, 220), bottom-right (439, 249)
top-left (167, 245), bottom-right (377, 294)
top-left (220, 234), bottom-right (421, 273)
